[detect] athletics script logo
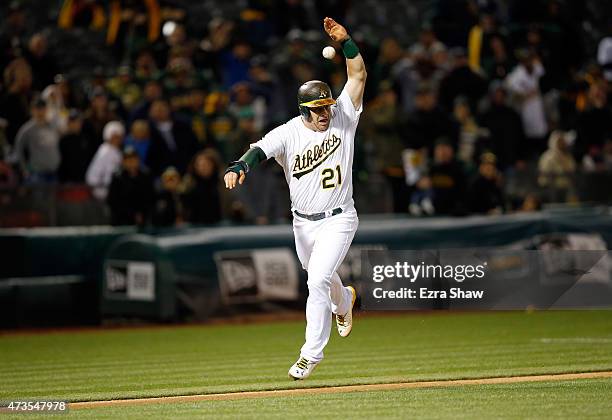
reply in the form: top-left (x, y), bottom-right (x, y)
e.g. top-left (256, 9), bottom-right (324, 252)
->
top-left (292, 134), bottom-right (341, 179)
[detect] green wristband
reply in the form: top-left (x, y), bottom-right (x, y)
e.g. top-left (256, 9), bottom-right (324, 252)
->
top-left (341, 37), bottom-right (359, 59)
top-left (225, 161), bottom-right (247, 176)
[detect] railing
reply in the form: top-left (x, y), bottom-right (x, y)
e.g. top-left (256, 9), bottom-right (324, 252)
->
top-left (0, 183), bottom-right (108, 227)
top-left (1, 170), bottom-right (611, 228)
top-left (505, 169), bottom-right (612, 206)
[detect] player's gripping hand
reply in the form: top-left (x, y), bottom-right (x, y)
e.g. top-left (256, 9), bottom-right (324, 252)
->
top-left (224, 170), bottom-right (245, 190)
top-left (323, 17), bottom-right (349, 42)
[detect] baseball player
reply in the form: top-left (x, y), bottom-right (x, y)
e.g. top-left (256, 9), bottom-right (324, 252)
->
top-left (224, 17), bottom-right (366, 380)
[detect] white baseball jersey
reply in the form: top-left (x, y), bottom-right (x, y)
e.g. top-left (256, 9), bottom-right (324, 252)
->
top-left (251, 88), bottom-right (362, 214)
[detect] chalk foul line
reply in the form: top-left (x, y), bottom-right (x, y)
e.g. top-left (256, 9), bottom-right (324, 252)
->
top-left (66, 371), bottom-right (612, 409)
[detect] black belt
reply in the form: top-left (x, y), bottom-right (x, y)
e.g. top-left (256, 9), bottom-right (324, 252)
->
top-left (294, 207), bottom-right (343, 221)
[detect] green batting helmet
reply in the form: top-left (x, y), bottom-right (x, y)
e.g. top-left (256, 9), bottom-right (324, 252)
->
top-left (297, 80), bottom-right (336, 120)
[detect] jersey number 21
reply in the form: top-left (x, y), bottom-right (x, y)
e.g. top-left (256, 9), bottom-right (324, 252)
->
top-left (321, 165), bottom-right (341, 189)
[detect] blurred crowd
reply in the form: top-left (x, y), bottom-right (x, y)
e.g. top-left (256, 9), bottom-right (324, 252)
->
top-left (1, 0), bottom-right (611, 227)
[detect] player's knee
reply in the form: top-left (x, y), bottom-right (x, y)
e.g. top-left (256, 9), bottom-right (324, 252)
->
top-left (306, 271), bottom-right (332, 290)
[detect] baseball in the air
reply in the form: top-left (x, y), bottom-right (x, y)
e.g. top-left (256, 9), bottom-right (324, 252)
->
top-left (322, 46), bottom-right (336, 60)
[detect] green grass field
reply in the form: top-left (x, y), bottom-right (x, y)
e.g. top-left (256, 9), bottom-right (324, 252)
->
top-left (64, 379), bottom-right (612, 419)
top-left (1, 311), bottom-right (612, 418)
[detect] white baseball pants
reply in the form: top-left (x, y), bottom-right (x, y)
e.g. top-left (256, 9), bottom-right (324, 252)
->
top-left (292, 206), bottom-right (358, 362)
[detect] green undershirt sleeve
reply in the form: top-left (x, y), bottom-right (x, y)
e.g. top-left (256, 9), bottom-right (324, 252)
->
top-left (240, 147), bottom-right (267, 171)
top-left (225, 147), bottom-right (267, 175)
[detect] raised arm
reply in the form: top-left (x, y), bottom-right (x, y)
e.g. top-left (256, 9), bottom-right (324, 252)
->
top-left (324, 17), bottom-right (366, 110)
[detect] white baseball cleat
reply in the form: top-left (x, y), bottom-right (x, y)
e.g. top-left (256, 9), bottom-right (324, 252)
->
top-left (336, 286), bottom-right (356, 337)
top-left (288, 356), bottom-right (318, 380)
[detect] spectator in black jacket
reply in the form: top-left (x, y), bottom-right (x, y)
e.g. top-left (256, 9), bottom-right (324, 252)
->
top-left (429, 138), bottom-right (467, 215)
top-left (0, 3), bottom-right (28, 69)
top-left (401, 84), bottom-right (458, 152)
top-left (107, 146), bottom-right (155, 226)
top-left (82, 87), bottom-right (119, 147)
top-left (147, 98), bottom-right (199, 177)
top-left (477, 81), bottom-right (525, 170)
top-left (23, 33), bottom-right (58, 91)
top-left (152, 166), bottom-right (182, 227)
top-left (182, 149), bottom-right (222, 225)
top-left (467, 152), bottom-right (504, 214)
top-left (0, 58), bottom-right (33, 146)
top-left (58, 109), bottom-right (98, 182)
top-left (575, 81), bottom-right (612, 160)
top-left (438, 47), bottom-right (488, 113)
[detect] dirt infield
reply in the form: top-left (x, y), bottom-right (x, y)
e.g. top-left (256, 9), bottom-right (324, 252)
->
top-left (69, 371), bottom-right (612, 409)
